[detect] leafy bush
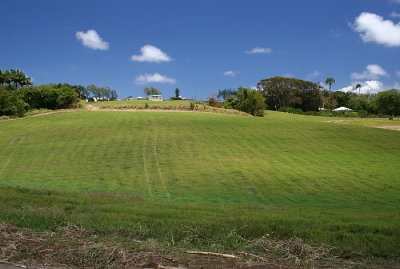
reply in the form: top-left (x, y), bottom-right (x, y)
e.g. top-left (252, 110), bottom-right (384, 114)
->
top-left (0, 90), bottom-right (27, 117)
top-left (225, 88), bottom-right (266, 117)
top-left (20, 85), bottom-right (79, 110)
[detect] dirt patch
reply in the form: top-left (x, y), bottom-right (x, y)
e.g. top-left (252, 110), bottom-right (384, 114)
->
top-left (372, 125), bottom-right (400, 131)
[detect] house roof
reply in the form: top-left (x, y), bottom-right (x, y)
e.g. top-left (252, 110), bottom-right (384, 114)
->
top-left (333, 106), bottom-right (352, 111)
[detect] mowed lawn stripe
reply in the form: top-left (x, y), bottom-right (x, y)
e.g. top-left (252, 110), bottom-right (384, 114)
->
top-left (0, 110), bottom-right (398, 207)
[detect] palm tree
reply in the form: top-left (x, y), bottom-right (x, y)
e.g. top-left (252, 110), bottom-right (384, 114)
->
top-left (355, 83), bottom-right (362, 95)
top-left (8, 69), bottom-right (32, 89)
top-left (325, 77), bottom-right (335, 91)
top-left (2, 70), bottom-right (12, 87)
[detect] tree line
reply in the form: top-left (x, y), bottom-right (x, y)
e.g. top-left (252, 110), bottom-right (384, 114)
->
top-left (215, 76), bottom-right (400, 117)
top-left (0, 69), bottom-right (117, 117)
top-left (256, 76), bottom-right (400, 116)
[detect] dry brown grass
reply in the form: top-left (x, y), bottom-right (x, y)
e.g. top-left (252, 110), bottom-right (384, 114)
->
top-left (250, 236), bottom-right (333, 264)
top-left (1, 223), bottom-right (390, 269)
top-left (0, 223), bottom-right (292, 269)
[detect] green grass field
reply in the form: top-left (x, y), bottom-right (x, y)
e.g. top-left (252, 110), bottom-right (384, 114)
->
top-left (0, 110), bottom-right (399, 261)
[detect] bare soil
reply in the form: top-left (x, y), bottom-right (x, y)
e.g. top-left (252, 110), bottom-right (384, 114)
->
top-left (372, 125), bottom-right (400, 131)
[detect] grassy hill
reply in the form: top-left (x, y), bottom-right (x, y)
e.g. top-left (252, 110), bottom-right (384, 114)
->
top-left (0, 110), bottom-right (399, 261)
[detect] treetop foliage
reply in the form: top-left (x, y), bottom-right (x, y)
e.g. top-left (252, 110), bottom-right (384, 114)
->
top-left (218, 88), bottom-right (237, 100)
top-left (144, 87), bottom-right (161, 96)
top-left (257, 76), bottom-right (322, 111)
top-left (224, 87), bottom-right (266, 117)
top-left (0, 68), bottom-right (32, 90)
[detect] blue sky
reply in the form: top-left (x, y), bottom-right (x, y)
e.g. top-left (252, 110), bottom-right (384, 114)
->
top-left (1, 0), bottom-right (400, 99)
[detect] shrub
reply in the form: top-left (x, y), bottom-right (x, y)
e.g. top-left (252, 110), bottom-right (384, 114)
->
top-left (0, 90), bottom-right (27, 117)
top-left (20, 85), bottom-right (79, 110)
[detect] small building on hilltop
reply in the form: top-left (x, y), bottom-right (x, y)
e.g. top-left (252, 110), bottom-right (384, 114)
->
top-left (148, 95), bottom-right (163, 101)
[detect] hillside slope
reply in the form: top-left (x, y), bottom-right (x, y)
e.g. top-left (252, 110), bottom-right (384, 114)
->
top-left (0, 110), bottom-right (399, 261)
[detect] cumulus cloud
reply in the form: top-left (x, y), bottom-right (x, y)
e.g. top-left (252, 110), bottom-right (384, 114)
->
top-left (337, 85), bottom-right (354, 92)
top-left (281, 73), bottom-right (294, 78)
top-left (135, 73), bottom-right (176, 85)
top-left (76, 29), bottom-right (109, 50)
top-left (352, 12), bottom-right (400, 47)
top-left (338, 80), bottom-right (385, 94)
top-left (390, 12), bottom-right (400, 18)
top-left (351, 64), bottom-right (388, 80)
top-left (223, 70), bottom-right (237, 77)
top-left (396, 70), bottom-right (400, 77)
top-left (245, 47), bottom-right (272, 54)
top-left (359, 80), bottom-right (385, 93)
top-left (391, 0), bottom-right (400, 3)
top-left (131, 45), bottom-right (172, 63)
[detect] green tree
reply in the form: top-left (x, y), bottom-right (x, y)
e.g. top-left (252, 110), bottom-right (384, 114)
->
top-left (325, 77), bottom-right (335, 91)
top-left (144, 87), bottom-right (161, 96)
top-left (218, 88), bottom-right (237, 100)
top-left (258, 77), bottom-right (321, 111)
top-left (332, 91), bottom-right (356, 108)
top-left (375, 89), bottom-right (400, 116)
top-left (228, 87), bottom-right (266, 117)
top-left (0, 69), bottom-right (32, 89)
top-left (0, 90), bottom-right (27, 116)
top-left (19, 84), bottom-right (79, 110)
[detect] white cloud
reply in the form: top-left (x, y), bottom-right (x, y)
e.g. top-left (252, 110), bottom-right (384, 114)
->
top-left (131, 45), bottom-right (172, 63)
top-left (306, 71), bottom-right (323, 80)
top-left (338, 80), bottom-right (385, 94)
top-left (223, 70), bottom-right (237, 77)
top-left (281, 73), bottom-right (293, 78)
top-left (351, 64), bottom-right (388, 80)
top-left (390, 12), bottom-right (400, 18)
top-left (135, 73), bottom-right (176, 85)
top-left (396, 70), bottom-right (400, 77)
top-left (352, 12), bottom-right (400, 47)
top-left (76, 29), bottom-right (109, 50)
top-left (391, 0), bottom-right (400, 3)
top-left (361, 80), bottom-right (385, 93)
top-left (337, 86), bottom-right (354, 92)
top-left (245, 47), bottom-right (272, 54)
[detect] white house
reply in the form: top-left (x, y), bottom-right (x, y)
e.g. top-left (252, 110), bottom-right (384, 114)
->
top-left (136, 96), bottom-right (144, 100)
top-left (333, 106), bottom-right (352, 111)
top-left (148, 95), bottom-right (163, 101)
